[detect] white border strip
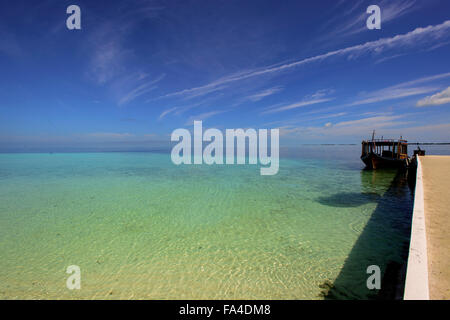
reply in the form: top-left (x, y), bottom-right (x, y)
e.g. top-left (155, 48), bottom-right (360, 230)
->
top-left (404, 157), bottom-right (429, 300)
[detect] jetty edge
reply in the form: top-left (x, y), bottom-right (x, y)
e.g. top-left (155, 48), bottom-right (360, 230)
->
top-left (404, 155), bottom-right (450, 300)
top-left (404, 156), bottom-right (429, 300)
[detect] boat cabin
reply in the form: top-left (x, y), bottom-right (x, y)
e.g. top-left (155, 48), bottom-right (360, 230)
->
top-left (361, 139), bottom-right (408, 160)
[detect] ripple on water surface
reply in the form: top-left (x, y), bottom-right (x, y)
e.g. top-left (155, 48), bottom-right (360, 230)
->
top-left (0, 149), bottom-right (413, 299)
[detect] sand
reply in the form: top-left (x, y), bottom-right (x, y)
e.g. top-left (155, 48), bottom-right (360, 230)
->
top-left (420, 156), bottom-right (450, 300)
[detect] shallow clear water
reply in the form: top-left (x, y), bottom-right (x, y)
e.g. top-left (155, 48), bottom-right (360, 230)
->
top-left (0, 145), bottom-right (440, 299)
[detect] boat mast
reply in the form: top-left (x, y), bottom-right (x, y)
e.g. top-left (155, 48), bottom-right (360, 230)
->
top-left (371, 130), bottom-right (375, 153)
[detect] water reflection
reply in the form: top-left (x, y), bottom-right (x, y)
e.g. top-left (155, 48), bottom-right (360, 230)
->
top-left (321, 169), bottom-right (414, 299)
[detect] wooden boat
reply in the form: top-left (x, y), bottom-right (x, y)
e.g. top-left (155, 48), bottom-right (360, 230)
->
top-left (361, 131), bottom-right (409, 169)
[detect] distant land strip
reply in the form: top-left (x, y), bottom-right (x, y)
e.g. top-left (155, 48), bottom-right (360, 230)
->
top-left (409, 142), bottom-right (450, 145)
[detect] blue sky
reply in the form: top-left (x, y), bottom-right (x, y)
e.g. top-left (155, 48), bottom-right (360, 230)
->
top-left (1, 0), bottom-right (450, 150)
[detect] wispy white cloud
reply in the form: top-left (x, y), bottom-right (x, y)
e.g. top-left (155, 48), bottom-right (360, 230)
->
top-left (244, 86), bottom-right (283, 102)
top-left (416, 87), bottom-right (450, 107)
top-left (280, 120), bottom-right (450, 143)
top-left (88, 37), bottom-right (131, 85)
top-left (329, 0), bottom-right (418, 37)
top-left (333, 115), bottom-right (406, 128)
top-left (118, 74), bottom-right (165, 106)
top-left (279, 114), bottom-right (412, 138)
top-left (184, 110), bottom-right (225, 125)
top-left (308, 112), bottom-right (347, 121)
top-left (382, 0), bottom-right (417, 22)
top-left (349, 72), bottom-right (450, 106)
top-left (86, 4), bottom-right (164, 86)
top-left (159, 106), bottom-right (179, 120)
top-left (374, 53), bottom-right (407, 64)
top-left (396, 72), bottom-right (450, 87)
top-left (260, 89), bottom-right (335, 115)
top-left (309, 89), bottom-right (335, 99)
top-left (158, 94), bottom-right (224, 121)
top-left (159, 20), bottom-right (450, 100)
top-left (322, 72), bottom-right (450, 110)
top-left (261, 98), bottom-right (334, 115)
top-left (261, 111), bottom-right (347, 128)
top-left (346, 86), bottom-right (437, 107)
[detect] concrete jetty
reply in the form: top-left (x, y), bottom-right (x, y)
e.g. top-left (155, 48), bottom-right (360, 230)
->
top-left (405, 156), bottom-right (450, 300)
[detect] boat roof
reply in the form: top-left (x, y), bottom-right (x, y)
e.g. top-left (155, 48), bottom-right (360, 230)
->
top-left (362, 139), bottom-right (408, 145)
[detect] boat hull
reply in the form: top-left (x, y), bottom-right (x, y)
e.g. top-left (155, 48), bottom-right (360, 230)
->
top-left (361, 153), bottom-right (406, 170)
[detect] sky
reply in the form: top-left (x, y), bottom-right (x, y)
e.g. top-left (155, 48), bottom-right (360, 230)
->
top-left (0, 0), bottom-right (450, 151)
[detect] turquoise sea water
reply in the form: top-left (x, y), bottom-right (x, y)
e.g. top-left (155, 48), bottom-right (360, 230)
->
top-left (2, 145), bottom-right (445, 299)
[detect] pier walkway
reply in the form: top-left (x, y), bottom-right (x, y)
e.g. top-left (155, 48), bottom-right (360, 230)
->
top-left (405, 156), bottom-right (450, 299)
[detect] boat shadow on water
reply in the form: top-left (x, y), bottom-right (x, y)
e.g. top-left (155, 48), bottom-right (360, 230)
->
top-left (316, 192), bottom-right (381, 208)
top-left (317, 169), bottom-right (414, 300)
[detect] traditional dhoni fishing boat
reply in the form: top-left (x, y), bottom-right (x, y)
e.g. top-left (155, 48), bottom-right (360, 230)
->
top-left (361, 131), bottom-right (410, 169)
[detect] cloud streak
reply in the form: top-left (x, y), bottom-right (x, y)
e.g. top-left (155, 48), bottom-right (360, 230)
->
top-left (329, 0), bottom-right (418, 37)
top-left (159, 106), bottom-right (179, 120)
top-left (417, 87), bottom-right (450, 107)
top-left (278, 115), bottom-right (412, 139)
top-left (159, 20), bottom-right (450, 100)
top-left (244, 86), bottom-right (283, 102)
top-left (185, 110), bottom-right (225, 125)
top-left (261, 98), bottom-right (334, 115)
top-left (346, 86), bottom-right (438, 107)
top-left (315, 72), bottom-right (450, 112)
top-left (118, 74), bottom-right (165, 106)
